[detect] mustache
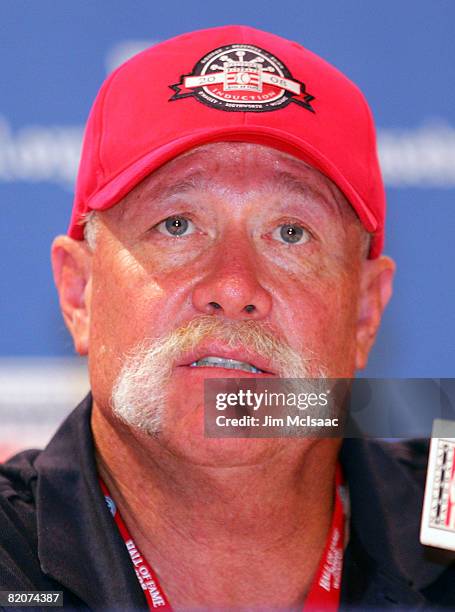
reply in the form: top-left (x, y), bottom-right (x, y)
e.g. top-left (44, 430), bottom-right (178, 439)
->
top-left (121, 315), bottom-right (317, 377)
top-left (111, 315), bottom-right (326, 434)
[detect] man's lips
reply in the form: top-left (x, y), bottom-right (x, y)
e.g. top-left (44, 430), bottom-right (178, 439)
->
top-left (176, 342), bottom-right (277, 376)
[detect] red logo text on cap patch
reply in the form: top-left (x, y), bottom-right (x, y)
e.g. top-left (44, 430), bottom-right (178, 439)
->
top-left (169, 44), bottom-right (315, 113)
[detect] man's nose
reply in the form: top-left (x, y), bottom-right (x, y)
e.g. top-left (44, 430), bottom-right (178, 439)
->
top-left (191, 242), bottom-right (272, 319)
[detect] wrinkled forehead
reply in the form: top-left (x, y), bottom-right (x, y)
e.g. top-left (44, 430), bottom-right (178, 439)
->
top-left (107, 141), bottom-right (357, 224)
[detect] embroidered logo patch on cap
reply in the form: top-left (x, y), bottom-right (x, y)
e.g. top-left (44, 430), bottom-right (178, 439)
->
top-left (169, 43), bottom-right (315, 113)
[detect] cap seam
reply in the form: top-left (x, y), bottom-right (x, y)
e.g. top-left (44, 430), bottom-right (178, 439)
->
top-left (361, 93), bottom-right (380, 226)
top-left (359, 92), bottom-right (383, 257)
top-left (97, 76), bottom-right (121, 183)
top-left (95, 56), bottom-right (147, 186)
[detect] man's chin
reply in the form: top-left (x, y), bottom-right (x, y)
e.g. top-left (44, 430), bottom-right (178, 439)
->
top-left (137, 399), bottom-right (293, 468)
top-left (155, 429), bottom-right (294, 468)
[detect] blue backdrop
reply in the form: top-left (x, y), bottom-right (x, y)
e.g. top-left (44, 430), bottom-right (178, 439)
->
top-left (1, 0), bottom-right (454, 377)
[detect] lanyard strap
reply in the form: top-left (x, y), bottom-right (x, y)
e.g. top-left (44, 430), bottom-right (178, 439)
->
top-left (99, 466), bottom-right (345, 611)
top-left (99, 477), bottom-right (172, 610)
top-left (303, 464), bottom-right (345, 611)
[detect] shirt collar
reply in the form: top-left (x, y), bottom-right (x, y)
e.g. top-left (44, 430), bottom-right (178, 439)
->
top-left (34, 393), bottom-right (147, 610)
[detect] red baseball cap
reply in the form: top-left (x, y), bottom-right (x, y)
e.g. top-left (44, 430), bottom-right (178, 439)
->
top-left (69, 25), bottom-right (385, 257)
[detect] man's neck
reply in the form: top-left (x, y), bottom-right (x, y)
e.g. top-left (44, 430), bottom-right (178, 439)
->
top-left (92, 403), bottom-right (341, 610)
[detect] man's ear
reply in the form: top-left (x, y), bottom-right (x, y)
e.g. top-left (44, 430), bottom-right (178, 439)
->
top-left (51, 236), bottom-right (92, 355)
top-left (355, 255), bottom-right (396, 370)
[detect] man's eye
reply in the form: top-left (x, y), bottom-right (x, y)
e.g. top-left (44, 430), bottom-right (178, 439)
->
top-left (156, 216), bottom-right (195, 237)
top-left (272, 223), bottom-right (311, 245)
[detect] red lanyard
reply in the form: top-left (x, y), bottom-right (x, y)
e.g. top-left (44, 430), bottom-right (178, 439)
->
top-left (302, 464), bottom-right (346, 611)
top-left (99, 466), bottom-right (345, 611)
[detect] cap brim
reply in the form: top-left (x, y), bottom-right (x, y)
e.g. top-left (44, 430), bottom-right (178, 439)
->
top-left (71, 126), bottom-right (382, 257)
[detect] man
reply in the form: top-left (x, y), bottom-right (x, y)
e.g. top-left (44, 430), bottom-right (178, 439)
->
top-left (1, 25), bottom-right (454, 611)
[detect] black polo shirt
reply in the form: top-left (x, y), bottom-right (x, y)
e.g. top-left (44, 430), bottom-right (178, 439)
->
top-left (1, 394), bottom-right (455, 610)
